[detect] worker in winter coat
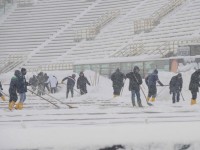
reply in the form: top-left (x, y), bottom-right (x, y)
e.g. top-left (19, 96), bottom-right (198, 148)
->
top-left (111, 68), bottom-right (126, 97)
top-left (145, 69), bottom-right (164, 102)
top-left (44, 73), bottom-right (50, 93)
top-left (126, 66), bottom-right (143, 107)
top-left (8, 70), bottom-right (21, 110)
top-left (61, 74), bottom-right (76, 98)
top-left (29, 75), bottom-right (38, 92)
top-left (189, 69), bottom-right (200, 105)
top-left (77, 72), bottom-right (90, 95)
top-left (169, 73), bottom-right (183, 103)
top-left (47, 75), bottom-right (58, 94)
top-left (37, 72), bottom-right (46, 96)
top-left (15, 68), bottom-right (29, 110)
top-left (0, 81), bottom-right (5, 101)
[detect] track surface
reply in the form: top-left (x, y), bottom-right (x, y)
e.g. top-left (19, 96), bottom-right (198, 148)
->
top-left (0, 93), bottom-right (200, 128)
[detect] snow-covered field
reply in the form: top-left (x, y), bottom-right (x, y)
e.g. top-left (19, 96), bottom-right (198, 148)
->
top-left (0, 70), bottom-right (200, 150)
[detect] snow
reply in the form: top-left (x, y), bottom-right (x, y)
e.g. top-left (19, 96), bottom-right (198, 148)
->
top-left (1, 122), bottom-right (200, 150)
top-left (74, 55), bottom-right (164, 65)
top-left (0, 69), bottom-right (200, 149)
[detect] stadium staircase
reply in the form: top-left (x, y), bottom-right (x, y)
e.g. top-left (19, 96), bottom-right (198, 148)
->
top-left (0, 0), bottom-right (200, 71)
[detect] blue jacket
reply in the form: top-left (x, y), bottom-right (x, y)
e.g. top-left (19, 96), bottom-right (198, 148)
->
top-left (145, 73), bottom-right (159, 87)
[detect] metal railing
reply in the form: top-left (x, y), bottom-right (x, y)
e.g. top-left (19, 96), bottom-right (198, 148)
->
top-left (153, 37), bottom-right (200, 57)
top-left (134, 0), bottom-right (186, 34)
top-left (74, 9), bottom-right (120, 42)
top-left (111, 37), bottom-right (200, 58)
top-left (16, 0), bottom-right (33, 7)
top-left (0, 54), bottom-right (27, 74)
top-left (0, 0), bottom-right (34, 16)
top-left (0, 0), bottom-right (13, 14)
top-left (26, 63), bottom-right (73, 72)
top-left (111, 43), bottom-right (144, 57)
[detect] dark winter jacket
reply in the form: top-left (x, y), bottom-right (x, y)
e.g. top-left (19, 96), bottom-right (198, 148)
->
top-left (44, 74), bottom-right (49, 83)
top-left (169, 75), bottom-right (183, 93)
top-left (189, 70), bottom-right (200, 92)
top-left (0, 81), bottom-right (3, 90)
top-left (17, 75), bottom-right (28, 93)
top-left (126, 71), bottom-right (142, 91)
top-left (62, 76), bottom-right (76, 88)
top-left (37, 73), bottom-right (46, 85)
top-left (111, 70), bottom-right (125, 88)
top-left (77, 76), bottom-right (90, 89)
top-left (146, 73), bottom-right (158, 87)
top-left (29, 76), bottom-right (38, 87)
top-left (9, 75), bottom-right (19, 101)
top-left (9, 76), bottom-right (19, 90)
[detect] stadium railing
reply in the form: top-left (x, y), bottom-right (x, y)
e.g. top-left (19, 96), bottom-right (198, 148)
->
top-left (74, 9), bottom-right (120, 42)
top-left (134, 0), bottom-right (186, 34)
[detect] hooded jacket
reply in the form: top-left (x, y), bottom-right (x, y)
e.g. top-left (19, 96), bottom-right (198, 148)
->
top-left (126, 67), bottom-right (142, 91)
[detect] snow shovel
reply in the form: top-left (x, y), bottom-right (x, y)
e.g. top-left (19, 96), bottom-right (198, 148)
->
top-left (133, 74), bottom-right (153, 106)
top-left (180, 91), bottom-right (185, 101)
top-left (140, 86), bottom-right (153, 106)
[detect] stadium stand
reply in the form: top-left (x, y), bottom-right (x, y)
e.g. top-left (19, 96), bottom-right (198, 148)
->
top-left (0, 0), bottom-right (200, 71)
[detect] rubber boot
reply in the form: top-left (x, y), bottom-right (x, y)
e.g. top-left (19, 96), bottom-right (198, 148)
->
top-left (15, 102), bottom-right (23, 110)
top-left (15, 103), bottom-right (20, 109)
top-left (1, 96), bottom-right (5, 101)
top-left (151, 97), bottom-right (155, 102)
top-left (147, 97), bottom-right (150, 102)
top-left (9, 101), bottom-right (15, 110)
top-left (113, 95), bottom-right (118, 98)
top-left (191, 99), bottom-right (196, 105)
top-left (19, 103), bottom-right (23, 110)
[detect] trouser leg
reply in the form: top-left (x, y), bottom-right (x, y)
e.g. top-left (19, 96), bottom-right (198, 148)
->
top-left (70, 88), bottom-right (74, 97)
top-left (172, 92), bottom-right (176, 103)
top-left (131, 90), bottom-right (136, 107)
top-left (177, 91), bottom-right (180, 102)
top-left (66, 88), bottom-right (70, 98)
top-left (135, 89), bottom-right (142, 107)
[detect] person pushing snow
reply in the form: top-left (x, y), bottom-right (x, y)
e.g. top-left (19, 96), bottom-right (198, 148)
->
top-left (169, 73), bottom-right (183, 103)
top-left (126, 66), bottom-right (143, 107)
top-left (111, 68), bottom-right (126, 98)
top-left (189, 69), bottom-right (200, 105)
top-left (15, 68), bottom-right (29, 110)
top-left (77, 72), bottom-right (90, 95)
top-left (0, 81), bottom-right (5, 101)
top-left (46, 75), bottom-right (58, 94)
top-left (145, 69), bottom-right (164, 102)
top-left (8, 70), bottom-right (21, 110)
top-left (61, 74), bottom-right (76, 98)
